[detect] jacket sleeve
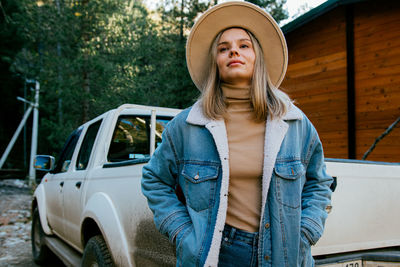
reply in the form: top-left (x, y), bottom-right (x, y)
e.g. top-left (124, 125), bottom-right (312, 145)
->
top-left (301, 126), bottom-right (333, 246)
top-left (141, 126), bottom-right (191, 244)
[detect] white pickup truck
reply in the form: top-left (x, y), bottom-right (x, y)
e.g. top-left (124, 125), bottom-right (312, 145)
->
top-left (32, 104), bottom-right (400, 267)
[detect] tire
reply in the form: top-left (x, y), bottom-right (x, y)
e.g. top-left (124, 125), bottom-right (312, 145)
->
top-left (81, 235), bottom-right (114, 267)
top-left (31, 208), bottom-right (52, 264)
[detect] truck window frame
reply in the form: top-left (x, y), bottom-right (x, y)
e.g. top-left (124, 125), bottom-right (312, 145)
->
top-left (76, 119), bottom-right (103, 171)
top-left (51, 127), bottom-right (83, 174)
top-left (104, 115), bottom-right (172, 167)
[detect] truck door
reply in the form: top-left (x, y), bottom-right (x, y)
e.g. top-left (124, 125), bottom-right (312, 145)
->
top-left (62, 119), bottom-right (102, 248)
top-left (45, 128), bottom-right (82, 237)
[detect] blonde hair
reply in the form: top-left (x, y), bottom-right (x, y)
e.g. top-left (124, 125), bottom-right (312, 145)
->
top-left (200, 28), bottom-right (291, 121)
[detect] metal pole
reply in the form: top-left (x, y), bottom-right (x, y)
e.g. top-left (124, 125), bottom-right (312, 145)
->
top-left (0, 106), bottom-right (33, 169)
top-left (23, 78), bottom-right (27, 169)
top-left (150, 109), bottom-right (156, 156)
top-left (29, 81), bottom-right (40, 185)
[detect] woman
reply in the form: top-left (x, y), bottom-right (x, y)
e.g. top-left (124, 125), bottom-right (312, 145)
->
top-left (142, 2), bottom-right (333, 267)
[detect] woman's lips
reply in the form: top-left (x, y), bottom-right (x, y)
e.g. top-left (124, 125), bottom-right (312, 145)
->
top-left (227, 60), bottom-right (244, 66)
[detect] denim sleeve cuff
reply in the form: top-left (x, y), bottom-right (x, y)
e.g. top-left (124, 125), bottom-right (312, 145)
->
top-left (170, 220), bottom-right (192, 245)
top-left (159, 210), bottom-right (192, 244)
top-left (301, 217), bottom-right (323, 245)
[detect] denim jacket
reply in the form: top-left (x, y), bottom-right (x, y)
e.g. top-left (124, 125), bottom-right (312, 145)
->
top-left (141, 100), bottom-right (333, 267)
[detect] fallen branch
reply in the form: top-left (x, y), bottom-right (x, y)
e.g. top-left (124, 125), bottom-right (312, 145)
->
top-left (362, 116), bottom-right (400, 160)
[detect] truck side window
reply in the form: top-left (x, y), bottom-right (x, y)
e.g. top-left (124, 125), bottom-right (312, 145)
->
top-left (76, 119), bottom-right (102, 170)
top-left (52, 128), bottom-right (82, 173)
top-left (107, 115), bottom-right (171, 162)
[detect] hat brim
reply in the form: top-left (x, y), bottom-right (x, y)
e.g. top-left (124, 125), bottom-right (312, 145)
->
top-left (186, 1), bottom-right (288, 90)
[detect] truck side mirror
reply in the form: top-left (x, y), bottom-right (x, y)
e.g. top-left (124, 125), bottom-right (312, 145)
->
top-left (34, 155), bottom-right (55, 172)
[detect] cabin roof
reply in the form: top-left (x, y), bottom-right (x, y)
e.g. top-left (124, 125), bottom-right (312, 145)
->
top-left (282, 0), bottom-right (367, 34)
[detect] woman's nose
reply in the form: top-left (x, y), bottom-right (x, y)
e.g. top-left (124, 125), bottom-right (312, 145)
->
top-left (229, 49), bottom-right (239, 57)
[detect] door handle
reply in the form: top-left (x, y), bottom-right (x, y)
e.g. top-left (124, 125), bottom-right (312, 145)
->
top-left (75, 181), bottom-right (82, 189)
top-left (60, 181), bottom-right (64, 187)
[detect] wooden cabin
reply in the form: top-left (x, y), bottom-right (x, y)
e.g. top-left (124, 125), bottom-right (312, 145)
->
top-left (281, 0), bottom-right (400, 162)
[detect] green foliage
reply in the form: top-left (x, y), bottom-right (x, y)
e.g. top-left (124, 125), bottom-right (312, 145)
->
top-left (0, 0), bottom-right (25, 168)
top-left (246, 0), bottom-right (288, 23)
top-left (6, 0), bottom-right (288, 159)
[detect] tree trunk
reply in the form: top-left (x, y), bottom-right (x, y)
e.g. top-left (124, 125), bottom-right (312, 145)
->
top-left (82, 69), bottom-right (90, 123)
top-left (81, 0), bottom-right (90, 123)
top-left (56, 0), bottom-right (63, 124)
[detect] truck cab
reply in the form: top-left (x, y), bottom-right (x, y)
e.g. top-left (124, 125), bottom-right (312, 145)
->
top-left (32, 104), bottom-right (181, 266)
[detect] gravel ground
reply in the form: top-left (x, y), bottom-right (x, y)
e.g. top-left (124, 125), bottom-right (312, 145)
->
top-left (0, 179), bottom-right (65, 267)
top-left (0, 179), bottom-right (36, 267)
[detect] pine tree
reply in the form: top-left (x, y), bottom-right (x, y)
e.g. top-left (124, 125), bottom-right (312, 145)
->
top-left (246, 0), bottom-right (288, 23)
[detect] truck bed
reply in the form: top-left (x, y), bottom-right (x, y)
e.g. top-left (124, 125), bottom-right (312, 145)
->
top-left (313, 159), bottom-right (400, 265)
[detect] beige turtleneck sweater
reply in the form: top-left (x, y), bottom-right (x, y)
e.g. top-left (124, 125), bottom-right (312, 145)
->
top-left (221, 83), bottom-right (265, 233)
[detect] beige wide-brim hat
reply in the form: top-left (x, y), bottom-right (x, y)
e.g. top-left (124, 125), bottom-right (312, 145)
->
top-left (186, 1), bottom-right (288, 91)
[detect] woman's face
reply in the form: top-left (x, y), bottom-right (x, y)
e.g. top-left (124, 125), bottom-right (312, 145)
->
top-left (216, 28), bottom-right (256, 86)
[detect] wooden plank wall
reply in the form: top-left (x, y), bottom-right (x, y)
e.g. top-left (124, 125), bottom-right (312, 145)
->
top-left (282, 7), bottom-right (349, 159)
top-left (353, 0), bottom-right (400, 162)
top-left (282, 1), bottom-right (400, 162)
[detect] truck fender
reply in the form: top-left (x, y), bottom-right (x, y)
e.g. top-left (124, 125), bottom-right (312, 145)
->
top-left (82, 192), bottom-right (133, 267)
top-left (33, 183), bottom-right (53, 235)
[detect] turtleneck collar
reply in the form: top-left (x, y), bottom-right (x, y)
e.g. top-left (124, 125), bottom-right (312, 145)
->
top-left (221, 83), bottom-right (252, 111)
top-left (221, 83), bottom-right (251, 100)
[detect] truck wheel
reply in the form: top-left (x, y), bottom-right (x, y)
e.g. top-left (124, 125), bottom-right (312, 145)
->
top-left (82, 235), bottom-right (114, 267)
top-left (31, 208), bottom-right (52, 264)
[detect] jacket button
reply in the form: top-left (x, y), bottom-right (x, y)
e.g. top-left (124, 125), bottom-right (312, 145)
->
top-left (326, 204), bottom-right (332, 213)
top-left (194, 174), bottom-right (199, 180)
top-left (264, 223), bottom-right (270, 229)
top-left (264, 255), bottom-right (270, 261)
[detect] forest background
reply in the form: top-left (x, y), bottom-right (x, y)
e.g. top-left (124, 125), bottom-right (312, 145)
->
top-left (0, 0), bottom-right (289, 170)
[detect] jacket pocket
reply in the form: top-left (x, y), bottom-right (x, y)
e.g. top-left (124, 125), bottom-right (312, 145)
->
top-left (274, 160), bottom-right (305, 209)
top-left (181, 162), bottom-right (219, 212)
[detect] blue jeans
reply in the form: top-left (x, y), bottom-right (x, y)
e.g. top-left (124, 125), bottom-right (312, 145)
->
top-left (218, 225), bottom-right (259, 267)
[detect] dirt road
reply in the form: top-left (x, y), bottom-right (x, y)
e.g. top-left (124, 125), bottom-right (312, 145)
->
top-left (0, 179), bottom-right (60, 267)
top-left (0, 179), bottom-right (36, 266)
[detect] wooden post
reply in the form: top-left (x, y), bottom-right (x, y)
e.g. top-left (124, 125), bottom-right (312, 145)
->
top-left (346, 4), bottom-right (356, 159)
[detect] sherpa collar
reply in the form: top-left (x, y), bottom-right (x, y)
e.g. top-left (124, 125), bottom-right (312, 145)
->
top-left (186, 99), bottom-right (302, 126)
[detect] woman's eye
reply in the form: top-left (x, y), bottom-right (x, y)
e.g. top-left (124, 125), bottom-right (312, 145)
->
top-left (219, 47), bottom-right (227, 52)
top-left (240, 44), bottom-right (249, 48)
